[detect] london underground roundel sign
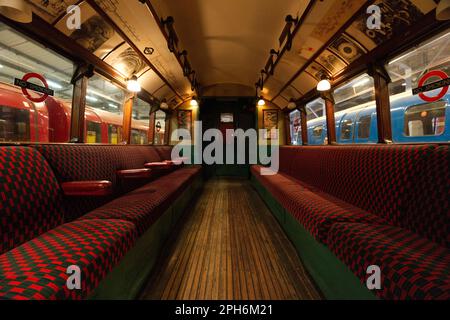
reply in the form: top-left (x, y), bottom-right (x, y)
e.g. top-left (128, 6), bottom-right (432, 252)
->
top-left (413, 70), bottom-right (449, 103)
top-left (14, 73), bottom-right (54, 103)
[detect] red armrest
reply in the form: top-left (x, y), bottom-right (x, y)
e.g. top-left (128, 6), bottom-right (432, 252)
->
top-left (144, 162), bottom-right (173, 169)
top-left (61, 181), bottom-right (113, 196)
top-left (164, 157), bottom-right (189, 165)
top-left (117, 168), bottom-right (153, 179)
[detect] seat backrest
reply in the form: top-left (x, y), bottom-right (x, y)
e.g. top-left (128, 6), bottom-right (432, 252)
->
top-left (287, 145), bottom-right (443, 240)
top-left (404, 144), bottom-right (449, 248)
top-left (154, 146), bottom-right (173, 161)
top-left (0, 147), bottom-right (64, 254)
top-left (32, 145), bottom-right (164, 221)
top-left (277, 146), bottom-right (297, 175)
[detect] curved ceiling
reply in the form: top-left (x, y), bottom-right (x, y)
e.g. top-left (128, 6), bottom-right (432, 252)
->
top-left (151, 0), bottom-right (305, 88)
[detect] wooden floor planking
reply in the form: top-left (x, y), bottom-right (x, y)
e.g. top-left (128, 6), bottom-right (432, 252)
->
top-left (140, 178), bottom-right (322, 300)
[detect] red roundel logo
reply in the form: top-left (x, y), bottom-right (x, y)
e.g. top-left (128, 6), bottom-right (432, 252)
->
top-left (417, 70), bottom-right (449, 103)
top-left (21, 73), bottom-right (50, 103)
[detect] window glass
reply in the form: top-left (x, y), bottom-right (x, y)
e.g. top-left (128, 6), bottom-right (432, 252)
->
top-left (312, 125), bottom-right (323, 137)
top-left (289, 109), bottom-right (301, 145)
top-left (386, 30), bottom-right (449, 142)
top-left (86, 121), bottom-right (102, 144)
top-left (306, 98), bottom-right (326, 145)
top-left (333, 73), bottom-right (376, 143)
top-left (153, 110), bottom-right (166, 145)
top-left (131, 97), bottom-right (150, 145)
top-left (86, 73), bottom-right (125, 144)
top-left (108, 124), bottom-right (122, 144)
top-left (404, 101), bottom-right (446, 137)
top-left (0, 106), bottom-right (30, 142)
top-left (0, 22), bottom-right (74, 142)
top-left (357, 115), bottom-right (372, 139)
top-left (340, 118), bottom-right (353, 140)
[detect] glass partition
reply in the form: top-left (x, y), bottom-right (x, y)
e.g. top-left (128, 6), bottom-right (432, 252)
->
top-left (153, 110), bottom-right (166, 145)
top-left (289, 109), bottom-right (301, 145)
top-left (131, 97), bottom-right (150, 145)
top-left (305, 98), bottom-right (326, 145)
top-left (332, 73), bottom-right (377, 144)
top-left (86, 73), bottom-right (125, 144)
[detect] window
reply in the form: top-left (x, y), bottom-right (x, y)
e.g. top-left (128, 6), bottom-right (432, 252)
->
top-left (404, 101), bottom-right (446, 137)
top-left (357, 115), bottom-right (372, 139)
top-left (289, 109), bottom-right (301, 145)
top-left (386, 30), bottom-right (449, 142)
top-left (108, 124), bottom-right (122, 144)
top-left (312, 125), bottom-right (323, 137)
top-left (0, 106), bottom-right (30, 142)
top-left (340, 118), bottom-right (353, 140)
top-left (0, 22), bottom-right (74, 143)
top-left (333, 73), bottom-right (376, 143)
top-left (86, 74), bottom-right (125, 144)
top-left (153, 110), bottom-right (166, 145)
top-left (306, 98), bottom-right (326, 145)
top-left (131, 97), bottom-right (150, 145)
top-left (221, 113), bottom-right (234, 123)
top-left (86, 121), bottom-right (102, 144)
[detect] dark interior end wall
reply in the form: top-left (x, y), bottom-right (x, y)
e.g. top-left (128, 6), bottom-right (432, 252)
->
top-left (200, 97), bottom-right (256, 178)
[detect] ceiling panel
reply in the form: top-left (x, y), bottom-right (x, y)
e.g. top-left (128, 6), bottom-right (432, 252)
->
top-left (291, 72), bottom-right (316, 95)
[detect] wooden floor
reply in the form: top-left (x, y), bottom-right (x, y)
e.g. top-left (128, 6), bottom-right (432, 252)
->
top-left (140, 178), bottom-right (321, 300)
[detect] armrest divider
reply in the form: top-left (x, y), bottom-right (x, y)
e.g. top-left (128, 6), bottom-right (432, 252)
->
top-left (117, 168), bottom-right (153, 179)
top-left (61, 180), bottom-right (113, 196)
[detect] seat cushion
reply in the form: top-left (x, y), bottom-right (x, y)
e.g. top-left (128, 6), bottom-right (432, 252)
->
top-left (327, 223), bottom-right (450, 300)
top-left (79, 166), bottom-right (201, 235)
top-left (251, 165), bottom-right (385, 243)
top-left (0, 219), bottom-right (137, 300)
top-left (0, 147), bottom-right (64, 254)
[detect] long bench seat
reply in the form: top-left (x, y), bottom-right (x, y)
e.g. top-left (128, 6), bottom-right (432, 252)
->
top-left (251, 145), bottom-right (449, 300)
top-left (0, 144), bottom-right (201, 300)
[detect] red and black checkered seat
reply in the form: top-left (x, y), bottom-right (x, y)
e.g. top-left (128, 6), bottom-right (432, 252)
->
top-left (327, 223), bottom-right (450, 300)
top-left (252, 144), bottom-right (450, 299)
top-left (252, 145), bottom-right (435, 243)
top-left (0, 147), bottom-right (64, 255)
top-left (0, 219), bottom-right (137, 300)
top-left (79, 166), bottom-right (201, 235)
top-left (32, 144), bottom-right (163, 221)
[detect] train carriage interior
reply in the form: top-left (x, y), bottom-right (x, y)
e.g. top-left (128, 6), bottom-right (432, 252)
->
top-left (0, 0), bottom-right (449, 307)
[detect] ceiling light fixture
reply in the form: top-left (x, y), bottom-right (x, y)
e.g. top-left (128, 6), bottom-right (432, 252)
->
top-left (317, 74), bottom-right (331, 92)
top-left (160, 99), bottom-right (169, 110)
top-left (257, 97), bottom-right (266, 106)
top-left (287, 99), bottom-right (297, 110)
top-left (190, 96), bottom-right (198, 107)
top-left (0, 0), bottom-right (32, 23)
top-left (127, 75), bottom-right (141, 93)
